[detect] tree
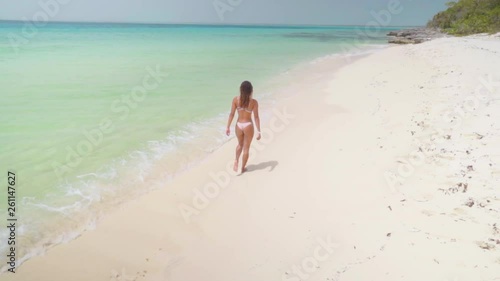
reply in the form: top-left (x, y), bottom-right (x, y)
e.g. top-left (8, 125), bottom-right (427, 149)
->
top-left (427, 0), bottom-right (500, 35)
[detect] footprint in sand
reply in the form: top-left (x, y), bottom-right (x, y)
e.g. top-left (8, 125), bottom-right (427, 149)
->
top-left (453, 207), bottom-right (468, 215)
top-left (421, 209), bottom-right (436, 217)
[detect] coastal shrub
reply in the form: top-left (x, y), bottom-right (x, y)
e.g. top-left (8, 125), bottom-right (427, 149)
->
top-left (491, 5), bottom-right (500, 29)
top-left (428, 0), bottom-right (500, 35)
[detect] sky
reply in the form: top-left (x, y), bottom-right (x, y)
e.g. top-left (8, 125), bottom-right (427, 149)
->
top-left (0, 0), bottom-right (449, 26)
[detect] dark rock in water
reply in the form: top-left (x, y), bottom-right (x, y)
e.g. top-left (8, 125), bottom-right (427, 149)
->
top-left (386, 28), bottom-right (448, 44)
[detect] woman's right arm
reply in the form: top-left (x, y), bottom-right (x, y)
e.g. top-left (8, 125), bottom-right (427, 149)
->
top-left (253, 100), bottom-right (261, 140)
top-left (226, 97), bottom-right (236, 136)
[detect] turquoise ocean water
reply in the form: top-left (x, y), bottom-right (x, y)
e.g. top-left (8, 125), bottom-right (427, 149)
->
top-left (0, 21), bottom-right (397, 270)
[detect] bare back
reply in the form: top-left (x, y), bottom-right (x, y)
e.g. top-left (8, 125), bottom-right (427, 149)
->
top-left (235, 96), bottom-right (256, 123)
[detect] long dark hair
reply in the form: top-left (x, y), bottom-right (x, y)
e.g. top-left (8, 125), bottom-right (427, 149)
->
top-left (239, 81), bottom-right (253, 108)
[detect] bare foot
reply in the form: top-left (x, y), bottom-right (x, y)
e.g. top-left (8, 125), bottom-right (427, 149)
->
top-left (241, 167), bottom-right (247, 174)
top-left (233, 160), bottom-right (238, 172)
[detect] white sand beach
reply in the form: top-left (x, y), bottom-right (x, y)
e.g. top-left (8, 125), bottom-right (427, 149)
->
top-left (3, 35), bottom-right (500, 281)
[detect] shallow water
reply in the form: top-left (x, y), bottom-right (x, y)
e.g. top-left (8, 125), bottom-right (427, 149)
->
top-left (0, 21), bottom-right (395, 270)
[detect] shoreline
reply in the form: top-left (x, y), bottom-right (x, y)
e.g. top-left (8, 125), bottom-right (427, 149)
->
top-left (0, 44), bottom-right (384, 274)
top-left (0, 20), bottom-right (411, 29)
top-left (3, 36), bottom-right (500, 281)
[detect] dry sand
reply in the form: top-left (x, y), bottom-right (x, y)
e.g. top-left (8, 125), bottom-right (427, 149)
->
top-left (2, 35), bottom-right (500, 281)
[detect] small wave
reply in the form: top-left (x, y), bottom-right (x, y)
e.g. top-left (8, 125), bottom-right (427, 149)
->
top-left (0, 39), bottom-right (386, 272)
top-left (309, 44), bottom-right (388, 65)
top-left (0, 112), bottom-right (233, 273)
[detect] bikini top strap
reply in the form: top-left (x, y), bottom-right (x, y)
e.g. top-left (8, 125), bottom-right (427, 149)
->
top-left (237, 96), bottom-right (253, 111)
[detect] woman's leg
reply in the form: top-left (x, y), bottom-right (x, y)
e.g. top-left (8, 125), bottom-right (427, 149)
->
top-left (234, 124), bottom-right (244, 172)
top-left (241, 125), bottom-right (254, 173)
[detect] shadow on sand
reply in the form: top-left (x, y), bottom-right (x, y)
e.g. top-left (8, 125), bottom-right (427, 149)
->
top-left (243, 161), bottom-right (279, 173)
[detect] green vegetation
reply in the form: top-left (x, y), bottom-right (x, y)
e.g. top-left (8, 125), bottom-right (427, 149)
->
top-left (427, 0), bottom-right (500, 35)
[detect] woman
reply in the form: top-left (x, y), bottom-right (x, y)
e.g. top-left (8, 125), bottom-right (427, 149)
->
top-left (226, 81), bottom-right (261, 173)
